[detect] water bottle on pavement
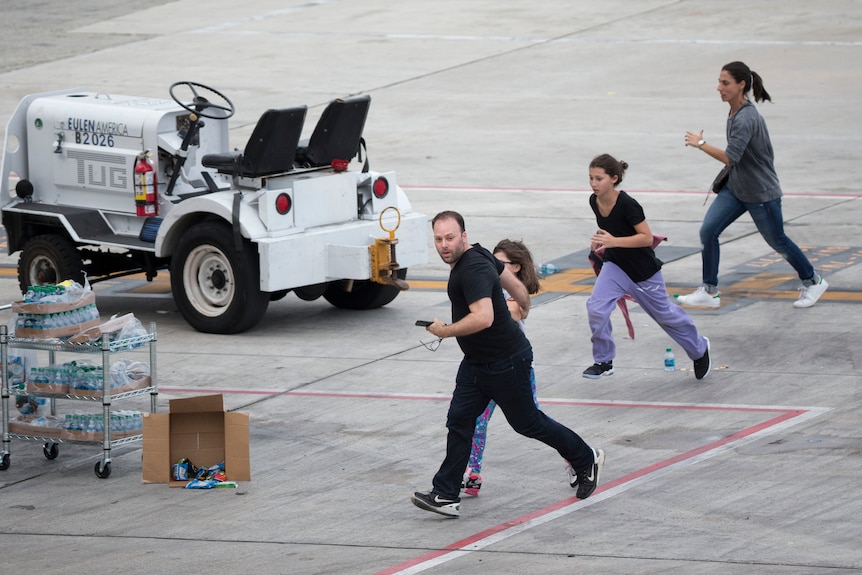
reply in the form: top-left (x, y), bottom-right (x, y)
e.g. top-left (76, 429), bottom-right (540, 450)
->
top-left (539, 263), bottom-right (558, 275)
top-left (664, 347), bottom-right (676, 372)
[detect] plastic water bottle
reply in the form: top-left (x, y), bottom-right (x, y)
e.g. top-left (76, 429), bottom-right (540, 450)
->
top-left (664, 347), bottom-right (676, 372)
top-left (35, 368), bottom-right (50, 385)
top-left (540, 263), bottom-right (558, 275)
top-left (55, 368), bottom-right (71, 390)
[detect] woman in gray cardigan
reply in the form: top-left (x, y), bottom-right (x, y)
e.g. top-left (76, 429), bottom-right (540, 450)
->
top-left (678, 60), bottom-right (828, 309)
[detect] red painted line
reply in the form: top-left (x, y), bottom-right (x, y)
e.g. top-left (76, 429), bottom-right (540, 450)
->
top-left (375, 408), bottom-right (818, 575)
top-left (159, 388), bottom-right (806, 413)
top-left (159, 386), bottom-right (825, 573)
top-left (401, 184), bottom-right (861, 199)
top-left (158, 387), bottom-right (454, 401)
top-left (159, 387), bottom-right (278, 396)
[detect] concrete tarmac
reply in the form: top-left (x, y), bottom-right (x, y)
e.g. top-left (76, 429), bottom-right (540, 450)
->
top-left (1, 1), bottom-right (860, 574)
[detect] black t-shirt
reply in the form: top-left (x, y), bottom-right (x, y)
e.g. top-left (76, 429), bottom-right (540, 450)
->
top-left (590, 190), bottom-right (662, 283)
top-left (448, 244), bottom-right (529, 362)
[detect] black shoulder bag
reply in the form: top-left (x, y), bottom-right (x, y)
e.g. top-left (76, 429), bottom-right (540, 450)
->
top-left (711, 164), bottom-right (731, 193)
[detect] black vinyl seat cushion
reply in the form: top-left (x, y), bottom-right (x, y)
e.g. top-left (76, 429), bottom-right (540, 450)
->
top-left (294, 95), bottom-right (370, 168)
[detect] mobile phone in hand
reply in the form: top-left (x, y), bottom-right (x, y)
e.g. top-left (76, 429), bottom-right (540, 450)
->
top-left (415, 320), bottom-right (433, 327)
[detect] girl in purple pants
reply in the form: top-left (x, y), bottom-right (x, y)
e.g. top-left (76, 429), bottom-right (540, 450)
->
top-left (463, 239), bottom-right (541, 496)
top-left (583, 154), bottom-right (712, 381)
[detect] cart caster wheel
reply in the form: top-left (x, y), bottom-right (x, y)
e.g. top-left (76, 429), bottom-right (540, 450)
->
top-left (0, 453), bottom-right (9, 470)
top-left (43, 443), bottom-right (59, 460)
top-left (95, 461), bottom-right (112, 478)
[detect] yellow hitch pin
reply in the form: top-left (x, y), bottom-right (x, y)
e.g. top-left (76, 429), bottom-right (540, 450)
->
top-left (370, 207), bottom-right (409, 290)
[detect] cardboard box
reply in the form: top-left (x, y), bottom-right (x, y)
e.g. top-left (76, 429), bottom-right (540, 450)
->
top-left (142, 394), bottom-right (250, 486)
top-left (15, 318), bottom-right (101, 339)
top-left (68, 376), bottom-right (152, 397)
top-left (12, 290), bottom-right (96, 315)
top-left (8, 414), bottom-right (63, 438)
top-left (60, 428), bottom-right (139, 442)
top-left (26, 375), bottom-right (151, 397)
top-left (13, 291), bottom-right (101, 339)
top-left (27, 380), bottom-right (70, 394)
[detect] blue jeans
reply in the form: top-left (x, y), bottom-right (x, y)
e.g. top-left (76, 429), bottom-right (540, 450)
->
top-left (431, 346), bottom-right (594, 499)
top-left (700, 186), bottom-right (815, 287)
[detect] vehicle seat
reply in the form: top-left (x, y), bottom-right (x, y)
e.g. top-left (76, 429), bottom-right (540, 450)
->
top-left (202, 106), bottom-right (307, 177)
top-left (294, 95), bottom-right (371, 168)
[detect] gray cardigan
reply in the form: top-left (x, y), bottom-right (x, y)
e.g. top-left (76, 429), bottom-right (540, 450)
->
top-left (725, 101), bottom-right (783, 203)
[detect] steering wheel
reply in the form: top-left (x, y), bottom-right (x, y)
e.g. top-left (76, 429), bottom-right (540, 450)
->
top-left (169, 81), bottom-right (236, 120)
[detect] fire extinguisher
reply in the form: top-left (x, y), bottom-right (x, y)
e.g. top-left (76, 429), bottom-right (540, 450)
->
top-left (134, 151), bottom-right (158, 216)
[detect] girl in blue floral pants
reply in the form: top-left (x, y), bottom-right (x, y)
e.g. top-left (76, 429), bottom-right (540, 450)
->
top-left (463, 239), bottom-right (542, 496)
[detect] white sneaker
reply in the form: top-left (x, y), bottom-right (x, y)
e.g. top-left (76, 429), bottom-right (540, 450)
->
top-left (676, 287), bottom-right (720, 308)
top-left (793, 277), bottom-right (828, 308)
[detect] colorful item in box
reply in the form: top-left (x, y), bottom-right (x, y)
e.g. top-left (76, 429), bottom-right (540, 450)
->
top-left (185, 479), bottom-right (237, 489)
top-left (172, 458), bottom-right (194, 481)
top-left (141, 394), bottom-right (251, 485)
top-left (182, 461), bottom-right (235, 488)
top-left (195, 462), bottom-right (227, 482)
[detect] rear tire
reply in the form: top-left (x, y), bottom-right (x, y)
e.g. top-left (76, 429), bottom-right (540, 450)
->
top-left (170, 221), bottom-right (269, 333)
top-left (323, 268), bottom-right (407, 310)
top-left (17, 234), bottom-right (85, 293)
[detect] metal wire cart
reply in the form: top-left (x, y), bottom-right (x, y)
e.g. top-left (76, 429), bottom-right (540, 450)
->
top-left (1, 322), bottom-right (157, 478)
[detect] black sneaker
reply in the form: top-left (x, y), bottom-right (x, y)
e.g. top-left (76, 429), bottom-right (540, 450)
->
top-left (574, 448), bottom-right (605, 499)
top-left (582, 362), bottom-right (614, 379)
top-left (694, 337), bottom-right (711, 380)
top-left (411, 491), bottom-right (461, 517)
top-left (565, 461), bottom-right (579, 488)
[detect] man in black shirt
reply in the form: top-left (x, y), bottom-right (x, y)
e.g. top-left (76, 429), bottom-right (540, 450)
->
top-left (411, 211), bottom-right (604, 518)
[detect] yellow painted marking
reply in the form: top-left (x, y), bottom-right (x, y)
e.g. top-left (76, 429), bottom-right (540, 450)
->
top-left (125, 275), bottom-right (171, 294)
top-left (539, 269), bottom-right (595, 292)
top-left (407, 280), bottom-right (448, 290)
top-left (2, 267), bottom-right (861, 302)
top-left (724, 273), bottom-right (794, 290)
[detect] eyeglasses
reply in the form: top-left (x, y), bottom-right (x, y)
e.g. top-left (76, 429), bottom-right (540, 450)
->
top-left (420, 337), bottom-right (443, 352)
top-left (498, 260), bottom-right (513, 265)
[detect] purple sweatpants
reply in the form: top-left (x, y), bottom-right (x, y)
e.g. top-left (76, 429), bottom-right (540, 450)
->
top-left (587, 262), bottom-right (707, 362)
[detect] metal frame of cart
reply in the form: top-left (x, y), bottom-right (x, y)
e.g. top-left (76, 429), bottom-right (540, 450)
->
top-left (0, 322), bottom-right (157, 478)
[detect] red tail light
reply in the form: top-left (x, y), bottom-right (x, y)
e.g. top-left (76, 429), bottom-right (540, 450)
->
top-left (275, 193), bottom-right (291, 215)
top-left (373, 176), bottom-right (389, 199)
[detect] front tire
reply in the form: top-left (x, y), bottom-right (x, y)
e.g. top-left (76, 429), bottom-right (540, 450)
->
top-left (170, 221), bottom-right (269, 334)
top-left (17, 234), bottom-right (85, 293)
top-left (323, 268), bottom-right (407, 310)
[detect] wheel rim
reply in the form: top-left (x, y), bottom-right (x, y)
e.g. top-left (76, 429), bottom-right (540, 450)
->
top-left (28, 255), bottom-right (58, 285)
top-left (183, 244), bottom-right (236, 317)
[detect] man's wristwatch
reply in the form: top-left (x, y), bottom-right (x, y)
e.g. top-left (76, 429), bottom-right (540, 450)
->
top-left (697, 139), bottom-right (706, 148)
